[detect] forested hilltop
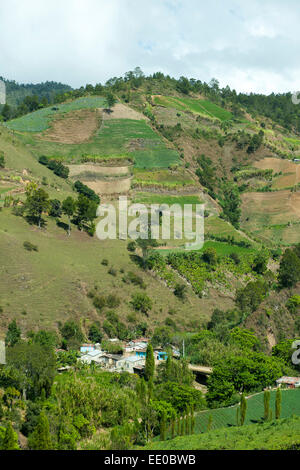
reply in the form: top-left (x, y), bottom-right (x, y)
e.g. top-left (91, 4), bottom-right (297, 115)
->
top-left (0, 68), bottom-right (300, 450)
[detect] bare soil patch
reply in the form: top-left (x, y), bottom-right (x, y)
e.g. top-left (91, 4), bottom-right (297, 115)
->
top-left (68, 163), bottom-right (131, 178)
top-left (84, 176), bottom-right (133, 195)
top-left (37, 109), bottom-right (101, 144)
top-left (242, 190), bottom-right (300, 224)
top-left (102, 103), bottom-right (147, 121)
top-left (254, 157), bottom-right (300, 189)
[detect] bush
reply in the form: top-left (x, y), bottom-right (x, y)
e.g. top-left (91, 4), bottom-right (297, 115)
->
top-left (106, 294), bottom-right (121, 308)
top-left (93, 296), bottom-right (107, 310)
top-left (202, 247), bottom-right (218, 265)
top-left (74, 180), bottom-right (100, 203)
top-left (123, 272), bottom-right (146, 289)
top-left (39, 156), bottom-right (69, 179)
top-left (130, 293), bottom-right (152, 315)
top-left (108, 267), bottom-right (117, 277)
top-left (23, 241), bottom-right (38, 252)
top-left (0, 151), bottom-right (5, 168)
top-left (230, 252), bottom-right (241, 265)
top-left (127, 241), bottom-right (137, 252)
top-left (174, 283), bottom-right (187, 301)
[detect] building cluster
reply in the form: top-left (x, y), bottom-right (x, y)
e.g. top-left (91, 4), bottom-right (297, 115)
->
top-left (79, 338), bottom-right (179, 375)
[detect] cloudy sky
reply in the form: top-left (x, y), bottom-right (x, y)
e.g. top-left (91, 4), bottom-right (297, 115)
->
top-left (0, 0), bottom-right (299, 93)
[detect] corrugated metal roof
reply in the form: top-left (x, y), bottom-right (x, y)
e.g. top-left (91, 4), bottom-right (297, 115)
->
top-left (276, 376), bottom-right (300, 384)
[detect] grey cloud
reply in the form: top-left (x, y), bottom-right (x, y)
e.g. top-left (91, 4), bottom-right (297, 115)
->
top-left (0, 0), bottom-right (300, 93)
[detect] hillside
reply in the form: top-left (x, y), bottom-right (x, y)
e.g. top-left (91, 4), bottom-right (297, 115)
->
top-left (0, 78), bottom-right (72, 107)
top-left (1, 72), bottom-right (300, 453)
top-left (1, 73), bottom-right (300, 347)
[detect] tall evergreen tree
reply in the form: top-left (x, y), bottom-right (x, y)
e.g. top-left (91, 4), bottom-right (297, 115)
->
top-left (28, 411), bottom-right (52, 450)
top-left (145, 343), bottom-right (155, 382)
top-left (275, 388), bottom-right (282, 420)
top-left (264, 390), bottom-right (271, 421)
top-left (240, 394), bottom-right (247, 426)
top-left (160, 411), bottom-right (166, 441)
top-left (207, 414), bottom-right (213, 432)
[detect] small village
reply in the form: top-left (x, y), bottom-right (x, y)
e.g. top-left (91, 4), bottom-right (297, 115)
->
top-left (76, 338), bottom-right (180, 375)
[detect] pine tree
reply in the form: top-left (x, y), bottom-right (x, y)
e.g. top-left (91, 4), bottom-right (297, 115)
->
top-left (28, 411), bottom-right (52, 450)
top-left (264, 390), bottom-right (271, 421)
top-left (145, 343), bottom-right (155, 382)
top-left (275, 388), bottom-right (282, 420)
top-left (2, 422), bottom-right (19, 450)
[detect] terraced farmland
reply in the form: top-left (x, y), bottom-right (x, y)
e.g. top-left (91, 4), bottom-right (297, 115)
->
top-left (132, 193), bottom-right (202, 206)
top-left (132, 168), bottom-right (195, 188)
top-left (16, 116), bottom-right (181, 170)
top-left (153, 95), bottom-right (233, 121)
top-left (5, 96), bottom-right (107, 132)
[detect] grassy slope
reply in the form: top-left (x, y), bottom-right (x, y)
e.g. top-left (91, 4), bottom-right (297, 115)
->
top-left (1, 89), bottom-right (299, 336)
top-left (12, 115), bottom-right (180, 169)
top-left (0, 207), bottom-right (223, 335)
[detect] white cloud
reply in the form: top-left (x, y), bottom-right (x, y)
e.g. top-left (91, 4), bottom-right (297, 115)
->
top-left (0, 0), bottom-right (299, 93)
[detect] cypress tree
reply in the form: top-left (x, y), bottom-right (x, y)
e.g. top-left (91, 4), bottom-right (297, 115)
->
top-left (176, 416), bottom-right (180, 436)
top-left (180, 417), bottom-right (184, 436)
top-left (185, 409), bottom-right (189, 435)
top-left (191, 404), bottom-right (195, 434)
top-left (147, 378), bottom-right (153, 403)
top-left (171, 416), bottom-right (175, 439)
top-left (264, 390), bottom-right (271, 421)
top-left (145, 343), bottom-right (155, 382)
top-left (240, 394), bottom-right (247, 426)
top-left (236, 406), bottom-right (240, 426)
top-left (275, 388), bottom-right (282, 420)
top-left (2, 422), bottom-right (19, 450)
top-left (160, 411), bottom-right (166, 441)
top-left (207, 414), bottom-right (213, 432)
top-left (28, 411), bottom-right (52, 450)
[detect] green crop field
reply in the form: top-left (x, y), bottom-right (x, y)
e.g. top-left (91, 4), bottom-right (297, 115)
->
top-left (146, 415), bottom-right (300, 450)
top-left (192, 389), bottom-right (300, 434)
top-left (15, 117), bottom-right (180, 169)
top-left (133, 168), bottom-right (194, 187)
top-left (205, 216), bottom-right (252, 244)
top-left (147, 389), bottom-right (300, 450)
top-left (132, 193), bottom-right (202, 206)
top-left (198, 240), bottom-right (254, 256)
top-left (5, 96), bottom-right (107, 132)
top-left (153, 95), bottom-right (233, 121)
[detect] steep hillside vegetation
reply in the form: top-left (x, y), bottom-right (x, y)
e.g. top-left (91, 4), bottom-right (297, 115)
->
top-left (1, 70), bottom-right (300, 350)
